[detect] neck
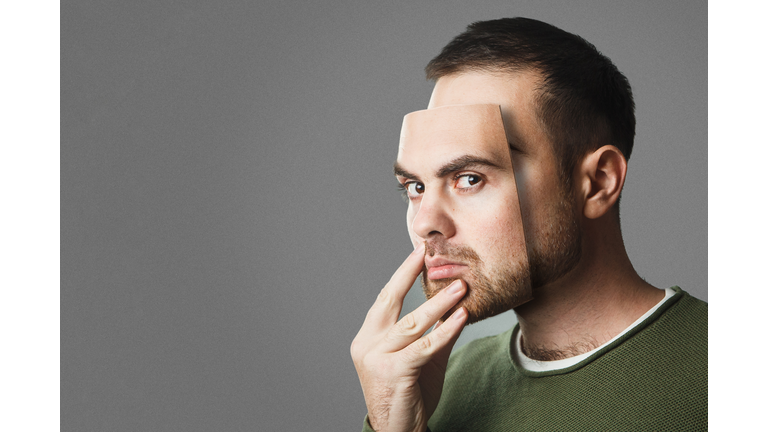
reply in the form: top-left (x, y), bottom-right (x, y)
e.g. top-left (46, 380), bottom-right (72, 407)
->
top-left (513, 219), bottom-right (663, 361)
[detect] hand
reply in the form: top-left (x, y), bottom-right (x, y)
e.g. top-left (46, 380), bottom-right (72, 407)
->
top-left (351, 242), bottom-right (468, 432)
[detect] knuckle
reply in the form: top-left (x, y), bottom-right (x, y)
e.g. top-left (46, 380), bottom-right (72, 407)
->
top-left (396, 313), bottom-right (419, 335)
top-left (414, 336), bottom-right (433, 352)
top-left (398, 338), bottom-right (431, 365)
top-left (421, 301), bottom-right (444, 322)
top-left (351, 338), bottom-right (379, 369)
top-left (357, 351), bottom-right (375, 371)
top-left (435, 322), bottom-right (451, 338)
top-left (376, 287), bottom-right (394, 308)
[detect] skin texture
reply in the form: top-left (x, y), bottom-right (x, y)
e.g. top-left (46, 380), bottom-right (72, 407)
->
top-left (351, 70), bottom-right (664, 432)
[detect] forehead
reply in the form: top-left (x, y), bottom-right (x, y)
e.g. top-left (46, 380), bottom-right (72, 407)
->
top-left (426, 71), bottom-right (550, 156)
top-left (396, 104), bottom-right (511, 173)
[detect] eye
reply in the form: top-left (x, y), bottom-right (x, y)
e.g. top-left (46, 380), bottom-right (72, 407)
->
top-left (455, 174), bottom-right (482, 189)
top-left (397, 181), bottom-right (424, 200)
top-left (405, 181), bottom-right (425, 198)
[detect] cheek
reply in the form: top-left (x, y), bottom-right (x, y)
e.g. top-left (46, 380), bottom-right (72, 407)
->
top-left (459, 196), bottom-right (527, 254)
top-left (519, 180), bottom-right (562, 236)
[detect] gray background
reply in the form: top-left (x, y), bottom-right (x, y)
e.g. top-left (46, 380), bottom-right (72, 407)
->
top-left (61, 0), bottom-right (706, 430)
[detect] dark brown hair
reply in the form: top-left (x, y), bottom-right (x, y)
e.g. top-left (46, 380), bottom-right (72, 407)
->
top-left (426, 18), bottom-right (636, 191)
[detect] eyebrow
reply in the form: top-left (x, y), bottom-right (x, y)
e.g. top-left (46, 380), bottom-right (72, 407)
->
top-left (394, 154), bottom-right (505, 181)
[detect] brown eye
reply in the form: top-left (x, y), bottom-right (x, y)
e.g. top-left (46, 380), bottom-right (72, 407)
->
top-left (456, 174), bottom-right (482, 189)
top-left (405, 182), bottom-right (425, 197)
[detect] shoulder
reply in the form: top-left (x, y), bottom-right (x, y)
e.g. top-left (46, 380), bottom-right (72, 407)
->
top-left (673, 288), bottom-right (707, 317)
top-left (651, 287), bottom-right (707, 343)
top-left (596, 287), bottom-right (707, 398)
top-left (614, 287), bottom-right (706, 358)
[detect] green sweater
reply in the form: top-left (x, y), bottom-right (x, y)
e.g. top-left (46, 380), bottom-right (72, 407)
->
top-left (363, 287), bottom-right (707, 431)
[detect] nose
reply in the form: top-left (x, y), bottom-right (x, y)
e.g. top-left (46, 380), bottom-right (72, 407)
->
top-left (410, 191), bottom-right (456, 241)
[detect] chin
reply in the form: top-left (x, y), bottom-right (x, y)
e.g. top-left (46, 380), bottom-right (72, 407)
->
top-left (422, 270), bottom-right (533, 325)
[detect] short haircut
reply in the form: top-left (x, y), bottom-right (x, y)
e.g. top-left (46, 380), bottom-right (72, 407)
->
top-left (425, 17), bottom-right (636, 192)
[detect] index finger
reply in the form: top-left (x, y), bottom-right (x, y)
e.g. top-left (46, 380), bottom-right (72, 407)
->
top-left (366, 242), bottom-right (425, 328)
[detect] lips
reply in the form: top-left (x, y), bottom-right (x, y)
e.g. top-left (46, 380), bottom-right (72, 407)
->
top-left (425, 256), bottom-right (468, 280)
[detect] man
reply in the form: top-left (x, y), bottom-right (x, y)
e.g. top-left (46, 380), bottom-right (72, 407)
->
top-left (351, 17), bottom-right (707, 432)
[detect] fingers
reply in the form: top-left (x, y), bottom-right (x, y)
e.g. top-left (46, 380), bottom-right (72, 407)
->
top-left (399, 307), bottom-right (467, 369)
top-left (380, 279), bottom-right (466, 353)
top-left (366, 242), bottom-right (426, 327)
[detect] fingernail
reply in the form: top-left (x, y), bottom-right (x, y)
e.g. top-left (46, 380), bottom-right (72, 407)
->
top-left (446, 280), bottom-right (463, 295)
top-left (452, 307), bottom-right (467, 321)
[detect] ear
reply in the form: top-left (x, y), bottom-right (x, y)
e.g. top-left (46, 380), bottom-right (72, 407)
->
top-left (576, 145), bottom-right (627, 219)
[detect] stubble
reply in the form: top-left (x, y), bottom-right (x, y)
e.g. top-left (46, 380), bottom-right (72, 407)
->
top-left (421, 242), bottom-right (532, 325)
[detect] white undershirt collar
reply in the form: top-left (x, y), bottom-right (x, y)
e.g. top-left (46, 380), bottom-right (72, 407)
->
top-left (513, 287), bottom-right (676, 372)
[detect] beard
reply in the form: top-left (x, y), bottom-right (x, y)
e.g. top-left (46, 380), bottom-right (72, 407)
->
top-left (526, 182), bottom-right (582, 288)
top-left (421, 185), bottom-right (582, 325)
top-left (421, 242), bottom-right (532, 325)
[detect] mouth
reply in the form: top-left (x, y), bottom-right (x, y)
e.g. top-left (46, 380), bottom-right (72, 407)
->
top-left (425, 256), bottom-right (469, 280)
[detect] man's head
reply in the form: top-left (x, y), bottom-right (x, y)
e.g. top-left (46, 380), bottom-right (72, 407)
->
top-left (395, 18), bottom-right (633, 323)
